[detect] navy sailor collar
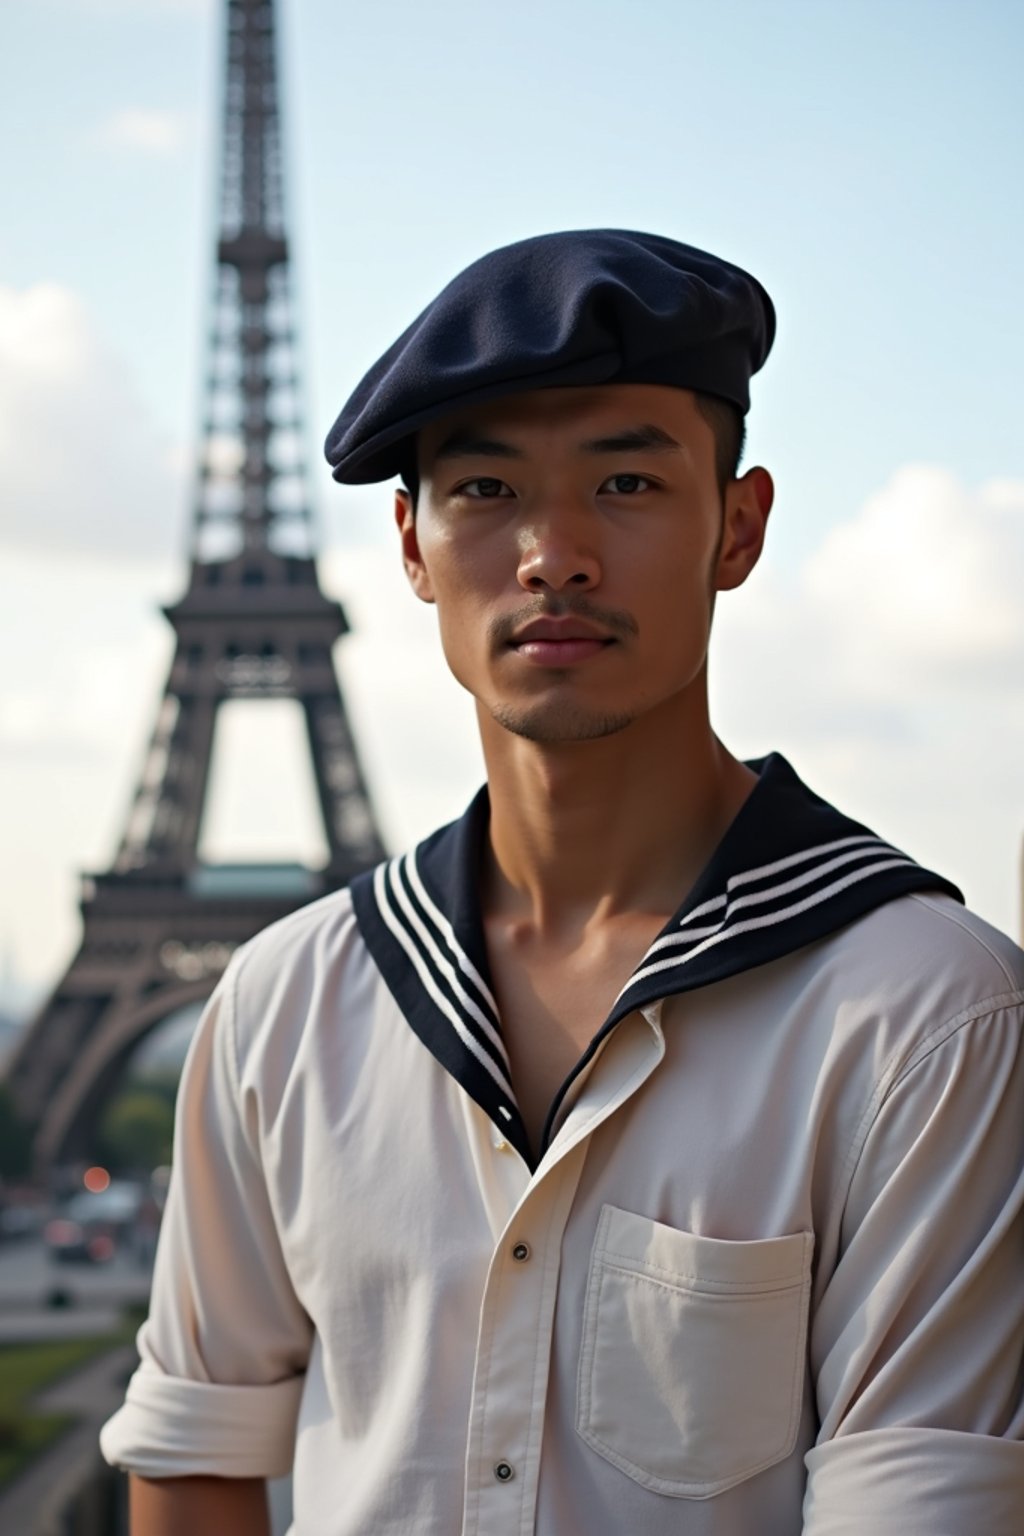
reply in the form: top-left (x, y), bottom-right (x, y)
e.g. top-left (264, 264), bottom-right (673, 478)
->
top-left (350, 753), bottom-right (962, 1166)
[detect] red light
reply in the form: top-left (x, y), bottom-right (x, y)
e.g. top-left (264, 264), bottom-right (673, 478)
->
top-left (83, 1166), bottom-right (110, 1194)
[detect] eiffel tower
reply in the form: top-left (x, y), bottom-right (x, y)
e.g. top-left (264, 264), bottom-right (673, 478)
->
top-left (5, 0), bottom-right (385, 1172)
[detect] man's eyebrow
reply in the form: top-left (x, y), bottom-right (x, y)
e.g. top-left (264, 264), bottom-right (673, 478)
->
top-left (431, 428), bottom-right (527, 461)
top-left (580, 423), bottom-right (683, 454)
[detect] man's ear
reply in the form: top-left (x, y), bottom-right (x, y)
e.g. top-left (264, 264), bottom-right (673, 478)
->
top-left (714, 466), bottom-right (773, 592)
top-left (395, 488), bottom-right (436, 604)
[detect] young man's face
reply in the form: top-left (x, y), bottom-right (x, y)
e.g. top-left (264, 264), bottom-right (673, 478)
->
top-left (396, 383), bottom-right (772, 746)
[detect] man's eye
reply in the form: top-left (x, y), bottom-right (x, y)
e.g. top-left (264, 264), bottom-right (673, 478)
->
top-left (601, 473), bottom-right (652, 494)
top-left (458, 477), bottom-right (513, 499)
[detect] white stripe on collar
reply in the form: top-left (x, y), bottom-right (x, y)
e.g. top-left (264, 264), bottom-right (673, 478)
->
top-left (620, 855), bottom-right (921, 997)
top-left (373, 859), bottom-right (513, 1095)
top-left (647, 838), bottom-right (904, 951)
top-left (402, 848), bottom-right (501, 1023)
top-left (676, 832), bottom-right (892, 928)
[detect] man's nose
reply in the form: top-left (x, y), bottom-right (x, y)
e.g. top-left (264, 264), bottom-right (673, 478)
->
top-left (515, 511), bottom-right (601, 593)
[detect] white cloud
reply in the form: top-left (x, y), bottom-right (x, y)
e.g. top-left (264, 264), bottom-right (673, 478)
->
top-left (801, 466), bottom-right (1022, 675)
top-left (93, 108), bottom-right (190, 155)
top-left (0, 543), bottom-right (177, 990)
top-left (711, 465), bottom-right (1024, 929)
top-left (712, 465), bottom-right (1024, 723)
top-left (0, 544), bottom-right (177, 760)
top-left (0, 283), bottom-right (186, 561)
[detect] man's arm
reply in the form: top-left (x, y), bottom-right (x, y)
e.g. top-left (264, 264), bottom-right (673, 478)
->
top-left (130, 1475), bottom-right (270, 1536)
top-left (100, 955), bottom-right (311, 1493)
top-left (804, 996), bottom-right (1024, 1533)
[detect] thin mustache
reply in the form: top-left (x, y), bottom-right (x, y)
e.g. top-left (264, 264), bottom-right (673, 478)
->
top-left (489, 599), bottom-right (639, 648)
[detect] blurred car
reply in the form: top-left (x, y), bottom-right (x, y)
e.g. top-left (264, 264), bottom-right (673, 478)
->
top-left (0, 1198), bottom-right (43, 1242)
top-left (43, 1180), bottom-right (144, 1264)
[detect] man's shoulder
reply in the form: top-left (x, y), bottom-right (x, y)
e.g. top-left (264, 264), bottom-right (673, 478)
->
top-left (903, 890), bottom-right (1024, 977)
top-left (224, 881), bottom-right (379, 1053)
top-left (824, 888), bottom-right (1024, 1028)
top-left (234, 882), bottom-right (362, 978)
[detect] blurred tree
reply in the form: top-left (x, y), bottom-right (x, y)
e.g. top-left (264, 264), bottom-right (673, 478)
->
top-left (96, 1090), bottom-right (174, 1173)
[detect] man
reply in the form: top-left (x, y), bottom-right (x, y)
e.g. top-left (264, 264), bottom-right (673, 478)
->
top-left (102, 230), bottom-right (1024, 1534)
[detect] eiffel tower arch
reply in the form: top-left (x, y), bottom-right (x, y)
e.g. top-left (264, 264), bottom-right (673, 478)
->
top-left (4, 0), bottom-right (386, 1172)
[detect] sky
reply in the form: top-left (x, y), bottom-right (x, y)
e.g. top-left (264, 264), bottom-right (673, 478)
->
top-left (1, 0), bottom-right (1022, 1001)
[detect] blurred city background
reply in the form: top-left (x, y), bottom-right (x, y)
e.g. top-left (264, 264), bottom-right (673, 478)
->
top-left (1, 0), bottom-right (1021, 1531)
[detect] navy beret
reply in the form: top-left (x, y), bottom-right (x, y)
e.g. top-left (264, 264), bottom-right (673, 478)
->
top-left (325, 229), bottom-right (775, 485)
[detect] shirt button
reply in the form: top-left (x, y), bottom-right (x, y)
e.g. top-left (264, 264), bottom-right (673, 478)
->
top-left (511, 1241), bottom-right (531, 1263)
top-left (493, 1461), bottom-right (515, 1482)
top-left (493, 1137), bottom-right (509, 1152)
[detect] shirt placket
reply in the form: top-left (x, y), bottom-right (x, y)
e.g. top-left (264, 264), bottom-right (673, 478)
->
top-left (461, 1006), bottom-right (666, 1536)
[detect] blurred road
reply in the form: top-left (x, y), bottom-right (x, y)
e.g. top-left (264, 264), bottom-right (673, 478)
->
top-left (0, 1234), bottom-right (152, 1342)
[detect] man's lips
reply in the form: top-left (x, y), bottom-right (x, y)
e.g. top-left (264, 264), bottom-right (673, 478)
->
top-left (508, 617), bottom-right (615, 664)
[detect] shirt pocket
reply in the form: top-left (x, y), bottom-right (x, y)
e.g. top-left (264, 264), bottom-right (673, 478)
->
top-left (576, 1203), bottom-right (813, 1499)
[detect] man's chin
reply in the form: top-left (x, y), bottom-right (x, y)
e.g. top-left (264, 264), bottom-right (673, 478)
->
top-left (489, 702), bottom-right (635, 744)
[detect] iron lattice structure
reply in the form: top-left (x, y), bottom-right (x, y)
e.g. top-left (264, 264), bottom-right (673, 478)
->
top-left (6, 0), bottom-right (385, 1170)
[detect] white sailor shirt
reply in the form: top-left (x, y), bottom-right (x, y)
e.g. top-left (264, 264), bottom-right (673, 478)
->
top-left (100, 753), bottom-right (1024, 1534)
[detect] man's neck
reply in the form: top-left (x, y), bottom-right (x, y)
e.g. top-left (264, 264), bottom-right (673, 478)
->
top-left (478, 704), bottom-right (757, 937)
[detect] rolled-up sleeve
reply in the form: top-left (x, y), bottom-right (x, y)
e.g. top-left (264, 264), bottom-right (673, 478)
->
top-left (804, 997), bottom-right (1024, 1533)
top-left (100, 952), bottom-right (313, 1478)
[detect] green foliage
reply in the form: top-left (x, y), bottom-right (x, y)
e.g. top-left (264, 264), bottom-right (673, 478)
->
top-left (0, 1083), bottom-right (34, 1178)
top-left (95, 1088), bottom-right (174, 1173)
top-left (0, 1331), bottom-right (134, 1488)
top-left (0, 1411), bottom-right (72, 1487)
top-left (0, 1337), bottom-right (113, 1407)
top-left (130, 1068), bottom-right (180, 1109)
